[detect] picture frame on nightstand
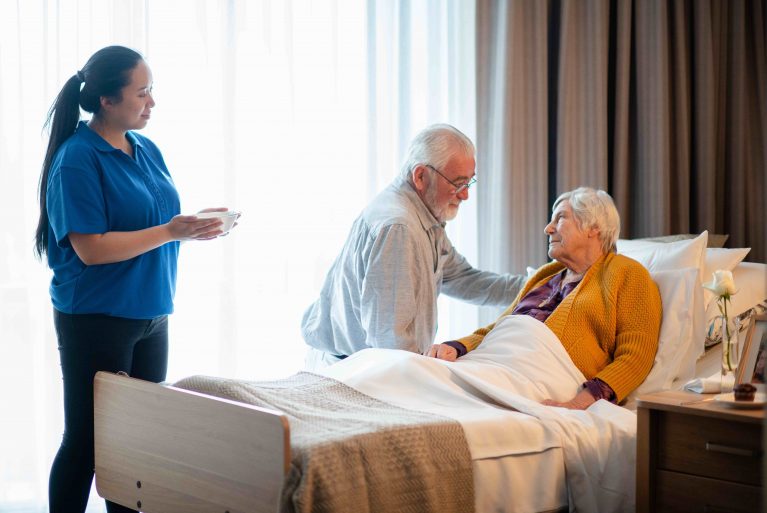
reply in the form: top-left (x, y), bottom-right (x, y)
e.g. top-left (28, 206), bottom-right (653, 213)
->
top-left (737, 312), bottom-right (767, 385)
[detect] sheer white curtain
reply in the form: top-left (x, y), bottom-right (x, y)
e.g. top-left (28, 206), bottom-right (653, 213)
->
top-left (0, 1), bottom-right (477, 511)
top-left (365, 0), bottom-right (479, 342)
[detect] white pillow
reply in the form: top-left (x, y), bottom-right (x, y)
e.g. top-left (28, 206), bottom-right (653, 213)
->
top-left (617, 233), bottom-right (749, 289)
top-left (626, 267), bottom-right (702, 405)
top-left (617, 233), bottom-right (761, 403)
top-left (702, 247), bottom-right (750, 281)
top-left (616, 231), bottom-right (708, 281)
top-left (715, 262), bottom-right (767, 318)
top-left (617, 232), bottom-right (709, 384)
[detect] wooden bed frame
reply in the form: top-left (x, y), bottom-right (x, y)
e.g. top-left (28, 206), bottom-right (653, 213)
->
top-left (93, 371), bottom-right (290, 513)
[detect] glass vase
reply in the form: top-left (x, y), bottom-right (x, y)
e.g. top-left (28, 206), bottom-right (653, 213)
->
top-left (720, 315), bottom-right (740, 393)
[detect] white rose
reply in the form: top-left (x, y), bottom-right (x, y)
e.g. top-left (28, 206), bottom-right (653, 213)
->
top-left (702, 270), bottom-right (738, 297)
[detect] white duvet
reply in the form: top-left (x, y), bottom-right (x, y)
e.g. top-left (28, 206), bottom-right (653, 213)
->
top-left (321, 315), bottom-right (637, 513)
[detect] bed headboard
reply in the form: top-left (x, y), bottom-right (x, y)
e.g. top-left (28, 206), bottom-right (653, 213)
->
top-left (94, 371), bottom-right (290, 513)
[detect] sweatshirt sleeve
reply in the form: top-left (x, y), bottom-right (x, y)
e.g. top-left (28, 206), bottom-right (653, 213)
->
top-left (440, 242), bottom-right (525, 307)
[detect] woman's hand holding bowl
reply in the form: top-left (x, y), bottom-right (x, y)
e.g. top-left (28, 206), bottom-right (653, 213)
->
top-left (166, 208), bottom-right (240, 241)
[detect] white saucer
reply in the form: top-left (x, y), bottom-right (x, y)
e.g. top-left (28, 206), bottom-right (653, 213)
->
top-left (713, 392), bottom-right (766, 409)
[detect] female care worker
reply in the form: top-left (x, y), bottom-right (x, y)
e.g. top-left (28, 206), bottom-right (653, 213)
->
top-left (34, 46), bottom-right (230, 513)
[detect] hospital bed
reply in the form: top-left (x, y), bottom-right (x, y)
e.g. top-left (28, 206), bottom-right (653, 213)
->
top-left (93, 238), bottom-right (766, 513)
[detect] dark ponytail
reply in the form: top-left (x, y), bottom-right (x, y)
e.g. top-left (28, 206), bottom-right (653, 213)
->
top-left (34, 46), bottom-right (143, 259)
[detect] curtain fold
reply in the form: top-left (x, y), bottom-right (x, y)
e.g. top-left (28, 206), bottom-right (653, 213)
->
top-left (555, 0), bottom-right (610, 192)
top-left (476, 0), bottom-right (550, 283)
top-left (367, 0), bottom-right (481, 337)
top-left (477, 0), bottom-right (766, 282)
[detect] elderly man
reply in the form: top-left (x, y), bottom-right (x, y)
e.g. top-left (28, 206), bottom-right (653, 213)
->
top-left (302, 124), bottom-right (524, 370)
top-left (430, 187), bottom-right (662, 409)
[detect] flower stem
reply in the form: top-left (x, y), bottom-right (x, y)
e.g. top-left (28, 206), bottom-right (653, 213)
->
top-left (723, 298), bottom-right (732, 372)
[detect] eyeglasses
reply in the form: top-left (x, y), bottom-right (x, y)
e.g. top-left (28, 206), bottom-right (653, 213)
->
top-left (424, 164), bottom-right (477, 194)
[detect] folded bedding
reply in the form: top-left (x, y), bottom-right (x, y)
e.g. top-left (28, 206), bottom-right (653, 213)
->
top-left (323, 315), bottom-right (637, 513)
top-left (174, 372), bottom-right (473, 513)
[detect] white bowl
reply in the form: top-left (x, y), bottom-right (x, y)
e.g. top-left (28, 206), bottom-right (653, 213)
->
top-left (196, 210), bottom-right (239, 233)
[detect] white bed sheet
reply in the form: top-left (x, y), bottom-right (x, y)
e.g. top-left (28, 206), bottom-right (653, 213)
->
top-left (473, 449), bottom-right (567, 513)
top-left (322, 315), bottom-right (637, 513)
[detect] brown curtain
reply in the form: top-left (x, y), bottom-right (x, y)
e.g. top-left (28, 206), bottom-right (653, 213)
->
top-left (476, 0), bottom-right (766, 280)
top-left (476, 0), bottom-right (550, 282)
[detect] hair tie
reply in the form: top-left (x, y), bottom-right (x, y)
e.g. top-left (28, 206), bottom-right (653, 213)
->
top-left (76, 70), bottom-right (85, 82)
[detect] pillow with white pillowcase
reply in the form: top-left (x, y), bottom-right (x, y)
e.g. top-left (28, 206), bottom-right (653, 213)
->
top-left (728, 262), bottom-right (767, 317)
top-left (617, 232), bottom-right (750, 288)
top-left (625, 267), bottom-right (702, 406)
top-left (616, 231), bottom-right (708, 280)
top-left (702, 247), bottom-right (751, 282)
top-left (616, 232), bottom-right (709, 384)
top-left (700, 247), bottom-right (751, 321)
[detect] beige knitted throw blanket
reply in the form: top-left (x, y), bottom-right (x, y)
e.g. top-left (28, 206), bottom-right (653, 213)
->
top-left (174, 372), bottom-right (474, 513)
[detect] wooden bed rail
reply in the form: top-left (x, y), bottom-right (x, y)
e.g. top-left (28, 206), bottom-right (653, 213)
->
top-left (94, 371), bottom-right (290, 513)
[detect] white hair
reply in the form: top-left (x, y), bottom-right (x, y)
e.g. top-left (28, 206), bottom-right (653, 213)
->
top-left (400, 124), bottom-right (475, 180)
top-left (553, 187), bottom-right (621, 253)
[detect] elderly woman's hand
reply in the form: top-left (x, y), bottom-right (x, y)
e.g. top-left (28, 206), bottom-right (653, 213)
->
top-left (542, 388), bottom-right (596, 410)
top-left (427, 343), bottom-right (458, 362)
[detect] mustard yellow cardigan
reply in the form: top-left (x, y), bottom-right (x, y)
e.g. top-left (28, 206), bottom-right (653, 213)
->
top-left (457, 252), bottom-right (662, 402)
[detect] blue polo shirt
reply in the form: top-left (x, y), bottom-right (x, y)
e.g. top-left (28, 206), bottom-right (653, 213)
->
top-left (46, 121), bottom-right (180, 319)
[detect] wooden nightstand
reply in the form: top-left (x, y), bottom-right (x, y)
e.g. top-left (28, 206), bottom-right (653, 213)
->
top-left (636, 390), bottom-right (764, 513)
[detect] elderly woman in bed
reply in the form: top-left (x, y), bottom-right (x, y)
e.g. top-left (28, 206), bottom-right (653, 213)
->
top-left (429, 187), bottom-right (662, 410)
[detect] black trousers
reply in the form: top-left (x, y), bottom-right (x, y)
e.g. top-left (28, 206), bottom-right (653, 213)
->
top-left (48, 310), bottom-right (168, 513)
